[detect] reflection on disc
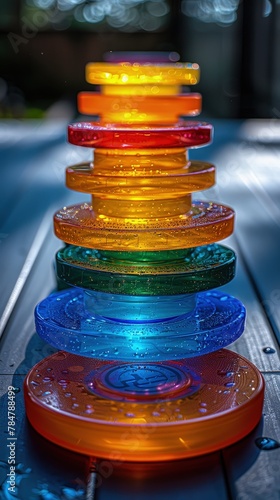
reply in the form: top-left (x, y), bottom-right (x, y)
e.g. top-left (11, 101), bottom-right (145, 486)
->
top-left (24, 349), bottom-right (264, 461)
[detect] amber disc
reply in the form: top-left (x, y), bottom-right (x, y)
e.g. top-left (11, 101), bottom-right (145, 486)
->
top-left (53, 201), bottom-right (234, 251)
top-left (65, 160), bottom-right (215, 196)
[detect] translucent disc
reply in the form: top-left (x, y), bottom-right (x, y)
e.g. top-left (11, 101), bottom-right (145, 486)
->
top-left (35, 289), bottom-right (245, 360)
top-left (53, 201), bottom-right (234, 251)
top-left (67, 122), bottom-right (212, 149)
top-left (24, 349), bottom-right (264, 461)
top-left (85, 62), bottom-right (200, 86)
top-left (77, 92), bottom-right (202, 123)
top-left (56, 244), bottom-right (236, 295)
top-left (65, 160), bottom-right (215, 195)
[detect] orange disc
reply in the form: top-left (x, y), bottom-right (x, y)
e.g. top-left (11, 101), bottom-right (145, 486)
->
top-left (77, 92), bottom-right (202, 124)
top-left (24, 349), bottom-right (264, 462)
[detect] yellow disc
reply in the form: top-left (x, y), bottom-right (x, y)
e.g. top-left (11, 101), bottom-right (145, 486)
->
top-left (86, 62), bottom-right (200, 87)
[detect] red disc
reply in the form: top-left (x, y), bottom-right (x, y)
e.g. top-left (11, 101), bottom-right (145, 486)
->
top-left (68, 122), bottom-right (212, 149)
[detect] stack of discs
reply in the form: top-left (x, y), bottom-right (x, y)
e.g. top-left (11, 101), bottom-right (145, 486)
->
top-left (24, 58), bottom-right (264, 462)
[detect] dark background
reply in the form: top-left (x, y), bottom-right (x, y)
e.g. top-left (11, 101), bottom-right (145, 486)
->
top-left (0, 0), bottom-right (280, 119)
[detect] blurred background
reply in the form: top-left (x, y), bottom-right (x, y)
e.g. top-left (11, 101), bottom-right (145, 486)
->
top-left (0, 0), bottom-right (280, 120)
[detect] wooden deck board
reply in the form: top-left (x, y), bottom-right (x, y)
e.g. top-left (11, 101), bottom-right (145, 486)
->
top-left (209, 134), bottom-right (280, 346)
top-left (96, 453), bottom-right (229, 500)
top-left (222, 236), bottom-right (280, 373)
top-left (223, 373), bottom-right (280, 500)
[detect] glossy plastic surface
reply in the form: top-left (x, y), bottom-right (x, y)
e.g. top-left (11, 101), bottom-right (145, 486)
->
top-left (56, 244), bottom-right (236, 295)
top-left (65, 160), bottom-right (215, 196)
top-left (68, 122), bottom-right (212, 149)
top-left (85, 62), bottom-right (200, 86)
top-left (35, 289), bottom-right (245, 360)
top-left (78, 92), bottom-right (202, 123)
top-left (24, 349), bottom-right (264, 461)
top-left (54, 201), bottom-right (234, 251)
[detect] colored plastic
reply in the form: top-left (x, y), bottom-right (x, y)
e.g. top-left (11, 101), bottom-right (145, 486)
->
top-left (56, 244), bottom-right (236, 295)
top-left (78, 92), bottom-right (202, 123)
top-left (54, 200), bottom-right (234, 251)
top-left (68, 122), bottom-right (212, 149)
top-left (24, 56), bottom-right (265, 462)
top-left (24, 349), bottom-right (264, 461)
top-left (85, 62), bottom-right (200, 86)
top-left (65, 160), bottom-right (215, 195)
top-left (35, 288), bottom-right (245, 360)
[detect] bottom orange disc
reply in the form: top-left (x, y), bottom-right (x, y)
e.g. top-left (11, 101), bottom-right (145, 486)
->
top-left (24, 350), bottom-right (264, 462)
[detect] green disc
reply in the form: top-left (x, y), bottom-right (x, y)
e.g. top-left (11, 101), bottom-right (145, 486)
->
top-left (56, 244), bottom-right (236, 296)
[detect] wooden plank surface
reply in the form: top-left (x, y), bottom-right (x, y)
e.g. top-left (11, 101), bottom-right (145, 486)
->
top-left (205, 120), bottom-right (280, 500)
top-left (0, 119), bottom-right (279, 499)
top-left (223, 373), bottom-right (280, 500)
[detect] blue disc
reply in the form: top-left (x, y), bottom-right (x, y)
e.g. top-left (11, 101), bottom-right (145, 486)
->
top-left (35, 289), bottom-right (245, 361)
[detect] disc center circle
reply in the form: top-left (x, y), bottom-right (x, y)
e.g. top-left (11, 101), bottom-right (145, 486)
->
top-left (86, 363), bottom-right (200, 402)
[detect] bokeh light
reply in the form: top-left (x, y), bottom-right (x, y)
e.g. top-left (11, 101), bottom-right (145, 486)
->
top-left (26, 0), bottom-right (170, 31)
top-left (181, 0), bottom-right (240, 26)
